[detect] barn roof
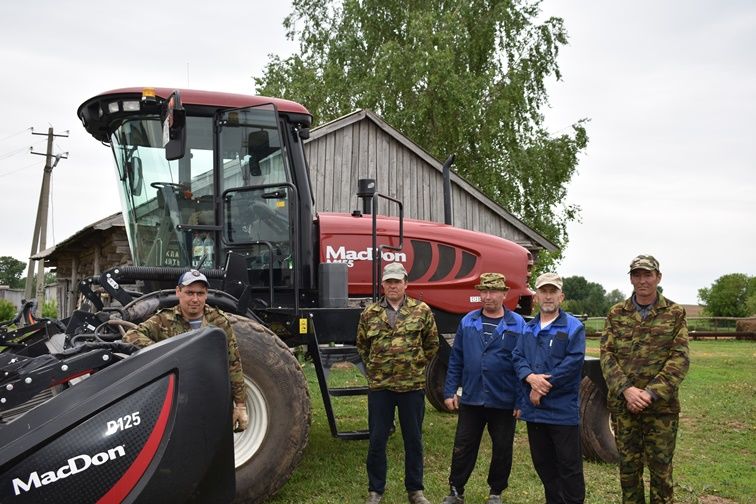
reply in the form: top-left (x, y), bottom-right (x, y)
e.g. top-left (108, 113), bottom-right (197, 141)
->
top-left (309, 109), bottom-right (558, 252)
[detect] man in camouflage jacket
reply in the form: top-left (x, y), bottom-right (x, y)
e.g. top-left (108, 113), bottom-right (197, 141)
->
top-left (601, 255), bottom-right (689, 504)
top-left (123, 269), bottom-right (248, 432)
top-left (356, 262), bottom-right (439, 504)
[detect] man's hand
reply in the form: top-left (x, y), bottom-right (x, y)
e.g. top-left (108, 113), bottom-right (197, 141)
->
top-left (526, 373), bottom-right (552, 396)
top-left (529, 389), bottom-right (544, 406)
top-left (623, 386), bottom-right (652, 414)
top-left (444, 395), bottom-right (459, 412)
top-left (513, 408), bottom-right (521, 419)
top-left (233, 402), bottom-right (249, 432)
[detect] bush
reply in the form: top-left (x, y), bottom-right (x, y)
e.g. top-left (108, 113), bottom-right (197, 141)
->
top-left (42, 299), bottom-right (57, 319)
top-left (0, 299), bottom-right (16, 322)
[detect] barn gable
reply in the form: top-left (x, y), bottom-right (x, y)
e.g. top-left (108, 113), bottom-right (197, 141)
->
top-left (304, 109), bottom-right (557, 254)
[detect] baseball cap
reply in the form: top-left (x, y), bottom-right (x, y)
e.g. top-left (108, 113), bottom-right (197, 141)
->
top-left (382, 262), bottom-right (408, 282)
top-left (474, 272), bottom-right (509, 291)
top-left (534, 272), bottom-right (563, 290)
top-left (178, 269), bottom-right (209, 287)
top-left (628, 254), bottom-right (660, 273)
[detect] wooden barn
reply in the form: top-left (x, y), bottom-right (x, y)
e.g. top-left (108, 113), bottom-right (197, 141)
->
top-left (35, 109), bottom-right (555, 316)
top-left (33, 213), bottom-right (131, 316)
top-left (305, 109), bottom-right (556, 254)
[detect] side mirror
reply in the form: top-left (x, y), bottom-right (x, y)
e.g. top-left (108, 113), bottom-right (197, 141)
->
top-left (247, 130), bottom-right (272, 177)
top-left (162, 90), bottom-right (186, 160)
top-left (128, 156), bottom-right (143, 196)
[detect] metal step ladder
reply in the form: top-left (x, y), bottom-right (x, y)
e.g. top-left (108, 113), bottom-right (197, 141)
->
top-left (308, 325), bottom-right (370, 440)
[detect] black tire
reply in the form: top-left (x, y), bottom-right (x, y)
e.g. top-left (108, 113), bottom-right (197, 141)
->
top-left (227, 314), bottom-right (311, 503)
top-left (579, 376), bottom-right (619, 463)
top-left (424, 353), bottom-right (450, 413)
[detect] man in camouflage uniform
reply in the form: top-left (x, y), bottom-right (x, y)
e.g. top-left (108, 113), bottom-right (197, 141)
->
top-left (356, 262), bottom-right (439, 504)
top-left (601, 255), bottom-right (690, 504)
top-left (123, 269), bottom-right (249, 432)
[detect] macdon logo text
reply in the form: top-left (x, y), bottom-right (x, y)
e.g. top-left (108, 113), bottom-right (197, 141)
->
top-left (324, 245), bottom-right (407, 268)
top-left (12, 445), bottom-right (126, 496)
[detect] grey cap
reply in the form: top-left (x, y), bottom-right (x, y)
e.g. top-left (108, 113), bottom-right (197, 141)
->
top-left (178, 269), bottom-right (209, 287)
top-left (534, 272), bottom-right (563, 290)
top-left (382, 262), bottom-right (408, 281)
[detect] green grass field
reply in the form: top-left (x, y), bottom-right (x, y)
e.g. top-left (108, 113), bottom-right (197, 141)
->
top-left (268, 340), bottom-right (755, 503)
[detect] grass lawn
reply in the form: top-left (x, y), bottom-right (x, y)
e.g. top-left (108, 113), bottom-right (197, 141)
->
top-left (268, 340), bottom-right (755, 503)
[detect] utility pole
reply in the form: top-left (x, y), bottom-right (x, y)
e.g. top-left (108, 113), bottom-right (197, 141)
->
top-left (24, 127), bottom-right (68, 313)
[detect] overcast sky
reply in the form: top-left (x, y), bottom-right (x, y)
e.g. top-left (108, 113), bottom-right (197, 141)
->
top-left (0, 1), bottom-right (753, 305)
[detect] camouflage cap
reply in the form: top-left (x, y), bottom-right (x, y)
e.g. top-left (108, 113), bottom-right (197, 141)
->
top-left (534, 272), bottom-right (563, 290)
top-left (628, 254), bottom-right (660, 273)
top-left (474, 272), bottom-right (509, 291)
top-left (178, 269), bottom-right (209, 287)
top-left (382, 262), bottom-right (408, 281)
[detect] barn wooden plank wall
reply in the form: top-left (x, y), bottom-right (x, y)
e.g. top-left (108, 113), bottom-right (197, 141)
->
top-left (304, 110), bottom-right (554, 251)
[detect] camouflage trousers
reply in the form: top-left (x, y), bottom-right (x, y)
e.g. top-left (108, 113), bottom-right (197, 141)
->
top-left (612, 411), bottom-right (679, 504)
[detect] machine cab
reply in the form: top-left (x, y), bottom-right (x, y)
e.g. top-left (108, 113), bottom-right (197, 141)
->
top-left (78, 88), bottom-right (314, 296)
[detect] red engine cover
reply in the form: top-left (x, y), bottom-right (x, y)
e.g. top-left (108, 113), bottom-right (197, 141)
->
top-left (318, 213), bottom-right (532, 314)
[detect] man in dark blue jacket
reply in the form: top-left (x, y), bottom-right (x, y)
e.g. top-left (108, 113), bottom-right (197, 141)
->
top-left (441, 273), bottom-right (526, 504)
top-left (513, 272), bottom-right (585, 504)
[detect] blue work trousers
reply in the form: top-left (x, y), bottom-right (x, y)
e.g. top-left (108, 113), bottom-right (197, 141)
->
top-left (366, 389), bottom-right (425, 494)
top-left (526, 422), bottom-right (585, 504)
top-left (449, 404), bottom-right (516, 495)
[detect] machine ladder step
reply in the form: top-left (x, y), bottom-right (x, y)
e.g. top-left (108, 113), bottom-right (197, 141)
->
top-left (308, 332), bottom-right (370, 440)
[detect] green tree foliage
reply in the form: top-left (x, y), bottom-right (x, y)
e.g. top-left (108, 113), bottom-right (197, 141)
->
top-left (255, 0), bottom-right (588, 265)
top-left (561, 275), bottom-right (624, 316)
top-left (0, 299), bottom-right (16, 321)
top-left (698, 273), bottom-right (756, 317)
top-left (0, 256), bottom-right (26, 289)
top-left (44, 271), bottom-right (57, 285)
top-left (747, 293), bottom-right (756, 317)
top-left (42, 299), bottom-right (58, 319)
top-left (605, 288), bottom-right (625, 308)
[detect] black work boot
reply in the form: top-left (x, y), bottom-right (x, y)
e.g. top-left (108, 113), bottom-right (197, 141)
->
top-left (441, 486), bottom-right (464, 504)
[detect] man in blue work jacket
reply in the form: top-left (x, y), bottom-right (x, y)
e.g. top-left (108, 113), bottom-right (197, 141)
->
top-left (441, 272), bottom-right (526, 504)
top-left (513, 272), bottom-right (586, 504)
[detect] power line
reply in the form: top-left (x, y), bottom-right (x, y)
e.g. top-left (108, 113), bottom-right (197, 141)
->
top-left (0, 127), bottom-right (33, 144)
top-left (0, 160), bottom-right (40, 178)
top-left (0, 145), bottom-right (32, 161)
top-left (0, 138), bottom-right (47, 161)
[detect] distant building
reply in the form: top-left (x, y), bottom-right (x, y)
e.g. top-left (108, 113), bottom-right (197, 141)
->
top-left (32, 213), bottom-right (130, 316)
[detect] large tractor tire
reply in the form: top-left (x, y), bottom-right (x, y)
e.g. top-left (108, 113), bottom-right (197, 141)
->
top-left (579, 376), bottom-right (619, 463)
top-left (227, 314), bottom-right (311, 503)
top-left (425, 353), bottom-right (450, 412)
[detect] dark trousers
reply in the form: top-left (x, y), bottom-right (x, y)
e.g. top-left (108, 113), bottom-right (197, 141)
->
top-left (613, 411), bottom-right (679, 504)
top-left (367, 389), bottom-right (426, 494)
top-left (526, 422), bottom-right (585, 504)
top-left (448, 404), bottom-right (516, 495)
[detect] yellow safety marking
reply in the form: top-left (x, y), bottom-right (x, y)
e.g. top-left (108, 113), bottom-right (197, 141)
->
top-left (299, 318), bottom-right (308, 334)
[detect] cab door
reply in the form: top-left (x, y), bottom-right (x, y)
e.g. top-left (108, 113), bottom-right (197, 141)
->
top-left (217, 104), bottom-right (296, 293)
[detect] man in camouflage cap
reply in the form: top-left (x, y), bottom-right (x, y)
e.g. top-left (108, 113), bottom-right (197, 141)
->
top-left (123, 269), bottom-right (248, 432)
top-left (356, 262), bottom-right (439, 504)
top-left (441, 273), bottom-right (525, 504)
top-left (601, 255), bottom-right (689, 504)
